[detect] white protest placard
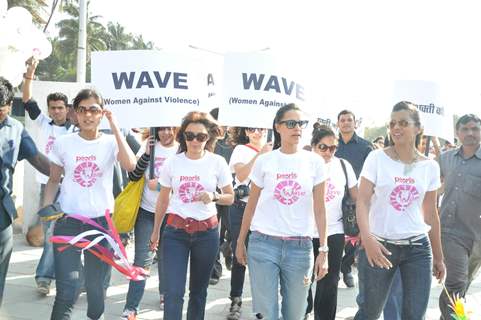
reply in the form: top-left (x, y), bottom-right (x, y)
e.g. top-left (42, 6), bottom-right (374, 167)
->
top-left (392, 80), bottom-right (454, 142)
top-left (219, 51), bottom-right (308, 128)
top-left (91, 50), bottom-right (217, 128)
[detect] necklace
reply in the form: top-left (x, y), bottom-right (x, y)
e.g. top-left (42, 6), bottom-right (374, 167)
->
top-left (392, 147), bottom-right (419, 175)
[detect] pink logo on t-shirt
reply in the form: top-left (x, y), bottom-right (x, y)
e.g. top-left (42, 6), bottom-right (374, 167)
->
top-left (325, 178), bottom-right (340, 203)
top-left (389, 184), bottom-right (420, 211)
top-left (274, 179), bottom-right (305, 205)
top-left (178, 181), bottom-right (205, 203)
top-left (45, 136), bottom-right (55, 155)
top-left (73, 161), bottom-right (102, 187)
top-left (154, 157), bottom-right (166, 178)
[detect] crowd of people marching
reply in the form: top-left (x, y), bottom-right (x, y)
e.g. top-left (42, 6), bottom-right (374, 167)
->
top-left (1, 57), bottom-right (481, 320)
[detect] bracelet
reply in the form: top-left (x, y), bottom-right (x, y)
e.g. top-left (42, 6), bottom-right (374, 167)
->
top-left (156, 182), bottom-right (161, 192)
top-left (23, 75), bottom-right (34, 80)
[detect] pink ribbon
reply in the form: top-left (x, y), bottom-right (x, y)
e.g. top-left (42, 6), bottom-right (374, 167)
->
top-left (50, 210), bottom-right (148, 281)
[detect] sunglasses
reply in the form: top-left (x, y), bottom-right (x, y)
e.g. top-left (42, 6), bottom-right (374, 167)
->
top-left (184, 131), bottom-right (209, 142)
top-left (388, 119), bottom-right (415, 129)
top-left (76, 105), bottom-right (103, 115)
top-left (246, 127), bottom-right (267, 133)
top-left (317, 144), bottom-right (337, 152)
top-left (278, 120), bottom-right (309, 129)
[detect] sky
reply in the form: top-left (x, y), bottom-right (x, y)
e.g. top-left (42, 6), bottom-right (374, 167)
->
top-left (64, 0), bottom-right (481, 124)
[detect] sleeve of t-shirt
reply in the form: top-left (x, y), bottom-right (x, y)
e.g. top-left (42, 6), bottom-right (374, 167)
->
top-left (427, 160), bottom-right (442, 191)
top-left (110, 135), bottom-right (119, 160)
top-left (217, 156), bottom-right (233, 188)
top-left (23, 99), bottom-right (42, 120)
top-left (158, 157), bottom-right (173, 188)
top-left (344, 159), bottom-right (358, 188)
top-left (35, 112), bottom-right (51, 128)
top-left (136, 141), bottom-right (147, 157)
top-left (18, 128), bottom-right (38, 161)
top-left (360, 150), bottom-right (378, 184)
top-left (229, 145), bottom-right (247, 172)
top-left (313, 155), bottom-right (327, 185)
top-left (48, 137), bottom-right (63, 166)
top-left (249, 154), bottom-right (265, 188)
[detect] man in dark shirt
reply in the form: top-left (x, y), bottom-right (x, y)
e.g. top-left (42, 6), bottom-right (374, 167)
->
top-left (0, 77), bottom-right (50, 306)
top-left (334, 110), bottom-right (373, 288)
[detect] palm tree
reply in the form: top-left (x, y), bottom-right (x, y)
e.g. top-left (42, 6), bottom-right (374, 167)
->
top-left (104, 22), bottom-right (133, 50)
top-left (131, 34), bottom-right (154, 50)
top-left (7, 0), bottom-right (48, 25)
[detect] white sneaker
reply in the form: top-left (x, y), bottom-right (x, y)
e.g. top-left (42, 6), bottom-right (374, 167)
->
top-left (120, 309), bottom-right (137, 320)
top-left (159, 294), bottom-right (165, 310)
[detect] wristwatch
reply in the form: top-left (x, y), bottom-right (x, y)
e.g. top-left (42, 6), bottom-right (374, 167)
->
top-left (212, 192), bottom-right (220, 202)
top-left (318, 244), bottom-right (329, 253)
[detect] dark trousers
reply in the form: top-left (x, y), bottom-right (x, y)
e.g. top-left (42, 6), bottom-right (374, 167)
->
top-left (211, 204), bottom-right (230, 280)
top-left (0, 225), bottom-right (13, 307)
top-left (50, 216), bottom-right (112, 320)
top-left (306, 234), bottom-right (345, 320)
top-left (229, 201), bottom-right (248, 298)
top-left (341, 240), bottom-right (358, 275)
top-left (162, 225), bottom-right (219, 320)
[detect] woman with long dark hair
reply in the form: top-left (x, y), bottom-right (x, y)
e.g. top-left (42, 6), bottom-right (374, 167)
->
top-left (149, 111), bottom-right (234, 320)
top-left (354, 101), bottom-right (445, 319)
top-left (236, 103), bottom-right (328, 319)
top-left (43, 89), bottom-right (137, 319)
top-left (225, 126), bottom-right (272, 320)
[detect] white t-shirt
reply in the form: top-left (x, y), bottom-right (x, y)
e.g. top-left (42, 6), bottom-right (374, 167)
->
top-left (159, 151), bottom-right (232, 220)
top-left (229, 144), bottom-right (258, 202)
top-left (360, 149), bottom-right (441, 240)
top-left (49, 133), bottom-right (119, 218)
top-left (249, 149), bottom-right (327, 237)
top-left (323, 157), bottom-right (357, 236)
top-left (35, 113), bottom-right (74, 184)
top-left (137, 142), bottom-right (178, 212)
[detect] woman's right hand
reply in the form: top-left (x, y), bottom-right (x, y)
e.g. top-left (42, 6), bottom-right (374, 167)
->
top-left (362, 234), bottom-right (392, 269)
top-left (149, 231), bottom-right (160, 251)
top-left (236, 240), bottom-right (247, 266)
top-left (145, 136), bottom-right (155, 155)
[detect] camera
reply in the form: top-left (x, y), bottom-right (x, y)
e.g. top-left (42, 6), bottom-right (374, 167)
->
top-left (234, 184), bottom-right (250, 201)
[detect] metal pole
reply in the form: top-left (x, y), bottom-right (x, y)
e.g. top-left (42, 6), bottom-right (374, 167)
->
top-left (76, 0), bottom-right (87, 83)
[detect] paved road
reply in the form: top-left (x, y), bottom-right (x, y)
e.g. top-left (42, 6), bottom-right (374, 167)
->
top-left (1, 233), bottom-right (480, 319)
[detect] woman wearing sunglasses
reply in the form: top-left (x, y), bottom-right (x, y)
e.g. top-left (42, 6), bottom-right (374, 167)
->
top-left (149, 111), bottom-right (234, 320)
top-left (236, 103), bottom-right (328, 320)
top-left (305, 125), bottom-right (358, 320)
top-left (225, 126), bottom-right (272, 320)
top-left (121, 127), bottom-right (178, 319)
top-left (43, 89), bottom-right (137, 319)
top-left (354, 101), bottom-right (445, 320)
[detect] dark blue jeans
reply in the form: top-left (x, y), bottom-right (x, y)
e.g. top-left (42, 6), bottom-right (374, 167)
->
top-left (229, 201), bottom-right (248, 298)
top-left (35, 219), bottom-right (55, 283)
top-left (124, 208), bottom-right (155, 313)
top-left (50, 216), bottom-right (112, 320)
top-left (0, 225), bottom-right (13, 307)
top-left (354, 236), bottom-right (432, 320)
top-left (162, 223), bottom-right (219, 320)
top-left (383, 269), bottom-right (402, 320)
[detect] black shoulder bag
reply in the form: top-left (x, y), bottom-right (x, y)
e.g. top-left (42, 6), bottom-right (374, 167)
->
top-left (340, 159), bottom-right (359, 236)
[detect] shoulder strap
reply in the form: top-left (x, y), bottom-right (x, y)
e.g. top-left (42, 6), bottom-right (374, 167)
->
top-left (339, 158), bottom-right (349, 194)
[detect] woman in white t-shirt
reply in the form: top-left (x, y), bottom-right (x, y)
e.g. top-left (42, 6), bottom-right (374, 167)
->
top-left (236, 103), bottom-right (329, 320)
top-left (225, 126), bottom-right (272, 319)
top-left (354, 101), bottom-right (445, 320)
top-left (121, 127), bottom-right (178, 319)
top-left (43, 89), bottom-right (137, 320)
top-left (149, 111), bottom-right (234, 320)
top-left (305, 125), bottom-right (357, 320)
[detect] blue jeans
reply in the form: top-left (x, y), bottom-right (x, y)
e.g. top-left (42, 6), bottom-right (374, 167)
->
top-left (354, 236), bottom-right (432, 320)
top-left (124, 208), bottom-right (155, 313)
top-left (383, 269), bottom-right (402, 320)
top-left (0, 225), bottom-right (13, 307)
top-left (162, 223), bottom-right (219, 320)
top-left (50, 216), bottom-right (112, 320)
top-left (35, 220), bottom-right (56, 283)
top-left (248, 231), bottom-right (313, 320)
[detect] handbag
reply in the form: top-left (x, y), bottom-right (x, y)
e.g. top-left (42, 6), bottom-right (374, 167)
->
top-left (113, 176), bottom-right (145, 233)
top-left (340, 159), bottom-right (359, 236)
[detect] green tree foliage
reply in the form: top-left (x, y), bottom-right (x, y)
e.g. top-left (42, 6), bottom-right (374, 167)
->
top-left (35, 0), bottom-right (154, 81)
top-left (8, 0), bottom-right (48, 25)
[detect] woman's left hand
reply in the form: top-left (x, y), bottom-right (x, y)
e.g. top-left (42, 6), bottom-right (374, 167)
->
top-left (103, 108), bottom-right (114, 122)
top-left (196, 191), bottom-right (213, 204)
top-left (314, 252), bottom-right (328, 281)
top-left (433, 258), bottom-right (446, 283)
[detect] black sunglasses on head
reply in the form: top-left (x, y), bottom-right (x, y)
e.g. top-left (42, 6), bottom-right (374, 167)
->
top-left (317, 143), bottom-right (337, 152)
top-left (184, 131), bottom-right (209, 142)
